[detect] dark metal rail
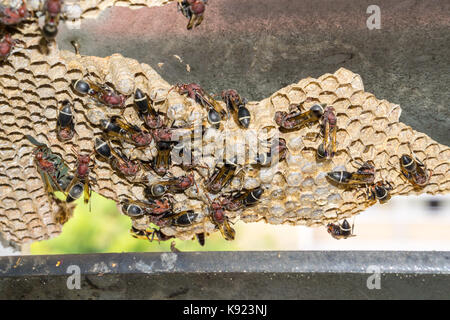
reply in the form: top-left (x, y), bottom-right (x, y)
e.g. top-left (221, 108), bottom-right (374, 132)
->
top-left (0, 251), bottom-right (448, 299)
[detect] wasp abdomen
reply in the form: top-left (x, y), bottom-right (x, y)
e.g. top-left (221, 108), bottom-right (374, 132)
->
top-left (244, 187), bottom-right (264, 206)
top-left (172, 211), bottom-right (198, 226)
top-left (327, 171), bottom-right (353, 184)
top-left (72, 79), bottom-right (92, 95)
top-left (147, 184), bottom-right (167, 198)
top-left (207, 109), bottom-right (221, 128)
top-left (94, 138), bottom-right (112, 159)
top-left (122, 203), bottom-right (144, 217)
top-left (66, 182), bottom-right (84, 203)
top-left (400, 155), bottom-right (416, 172)
top-left (237, 106), bottom-right (251, 128)
top-left (58, 101), bottom-right (73, 127)
top-left (134, 88), bottom-right (149, 114)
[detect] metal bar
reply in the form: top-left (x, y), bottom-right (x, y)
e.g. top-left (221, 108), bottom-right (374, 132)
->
top-left (0, 251), bottom-right (448, 299)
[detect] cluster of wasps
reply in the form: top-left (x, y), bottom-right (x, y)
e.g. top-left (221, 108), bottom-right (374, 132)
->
top-left (28, 74), bottom-right (433, 244)
top-left (0, 0), bottom-right (66, 59)
top-left (29, 71), bottom-right (291, 245)
top-left (327, 153), bottom-right (432, 239)
top-left (274, 99), bottom-right (433, 240)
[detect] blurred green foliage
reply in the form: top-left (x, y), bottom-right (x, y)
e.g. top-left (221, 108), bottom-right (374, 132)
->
top-left (31, 192), bottom-right (250, 254)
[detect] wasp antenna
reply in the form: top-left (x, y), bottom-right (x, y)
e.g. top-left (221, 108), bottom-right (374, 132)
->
top-left (204, 192), bottom-right (213, 205)
top-left (351, 217), bottom-right (355, 235)
top-left (71, 40), bottom-right (81, 55)
top-left (193, 178), bottom-right (200, 194)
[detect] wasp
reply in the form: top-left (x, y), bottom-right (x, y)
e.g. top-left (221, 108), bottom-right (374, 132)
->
top-left (327, 162), bottom-right (375, 186)
top-left (143, 173), bottom-right (196, 199)
top-left (172, 82), bottom-right (204, 101)
top-left (205, 157), bottom-right (239, 194)
top-left (100, 116), bottom-right (153, 147)
top-left (56, 100), bottom-right (75, 141)
top-left (65, 148), bottom-right (95, 208)
top-left (121, 199), bottom-right (147, 217)
top-left (134, 88), bottom-right (165, 129)
top-left (94, 138), bottom-right (140, 177)
top-left (170, 241), bottom-right (181, 252)
top-left (130, 226), bottom-right (175, 243)
top-left (41, 0), bottom-right (63, 41)
top-left (121, 197), bottom-right (173, 218)
top-left (177, 0), bottom-right (207, 30)
top-left (255, 138), bottom-right (288, 166)
top-left (327, 219), bottom-right (355, 240)
top-left (161, 210), bottom-right (199, 227)
top-left (151, 127), bottom-right (177, 143)
top-left (274, 103), bottom-right (325, 131)
top-left (398, 149), bottom-right (432, 188)
top-left (0, 34), bottom-right (21, 62)
top-left (72, 79), bottom-right (127, 108)
top-left (221, 89), bottom-right (251, 128)
top-left (145, 182), bottom-right (169, 198)
top-left (173, 83), bottom-right (227, 128)
top-left (0, 1), bottom-right (29, 25)
top-left (72, 79), bottom-right (95, 95)
top-left (222, 187), bottom-right (264, 211)
top-left (317, 106), bottom-right (337, 159)
top-left (26, 135), bottom-right (72, 194)
top-left (70, 148), bottom-right (93, 185)
top-left (168, 172), bottom-right (196, 193)
top-left (143, 197), bottom-right (173, 216)
top-left (171, 172), bottom-right (196, 192)
top-left (367, 180), bottom-right (393, 203)
top-left (209, 199), bottom-right (235, 241)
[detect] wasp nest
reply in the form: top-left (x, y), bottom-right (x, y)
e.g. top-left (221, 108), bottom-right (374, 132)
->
top-left (0, 0), bottom-right (449, 246)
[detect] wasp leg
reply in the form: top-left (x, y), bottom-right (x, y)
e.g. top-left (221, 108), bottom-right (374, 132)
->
top-left (365, 186), bottom-right (372, 200)
top-left (193, 177), bottom-right (200, 194)
top-left (83, 179), bottom-right (90, 204)
top-left (400, 168), bottom-right (413, 182)
top-left (149, 228), bottom-right (162, 244)
top-left (331, 127), bottom-right (337, 157)
top-left (39, 169), bottom-right (54, 194)
top-left (386, 180), bottom-right (394, 191)
top-left (350, 218), bottom-right (356, 237)
top-left (366, 187), bottom-right (377, 205)
top-left (195, 15), bottom-right (204, 27)
top-left (64, 175), bottom-right (78, 195)
top-left (187, 14), bottom-right (197, 29)
top-left (323, 121), bottom-right (330, 157)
